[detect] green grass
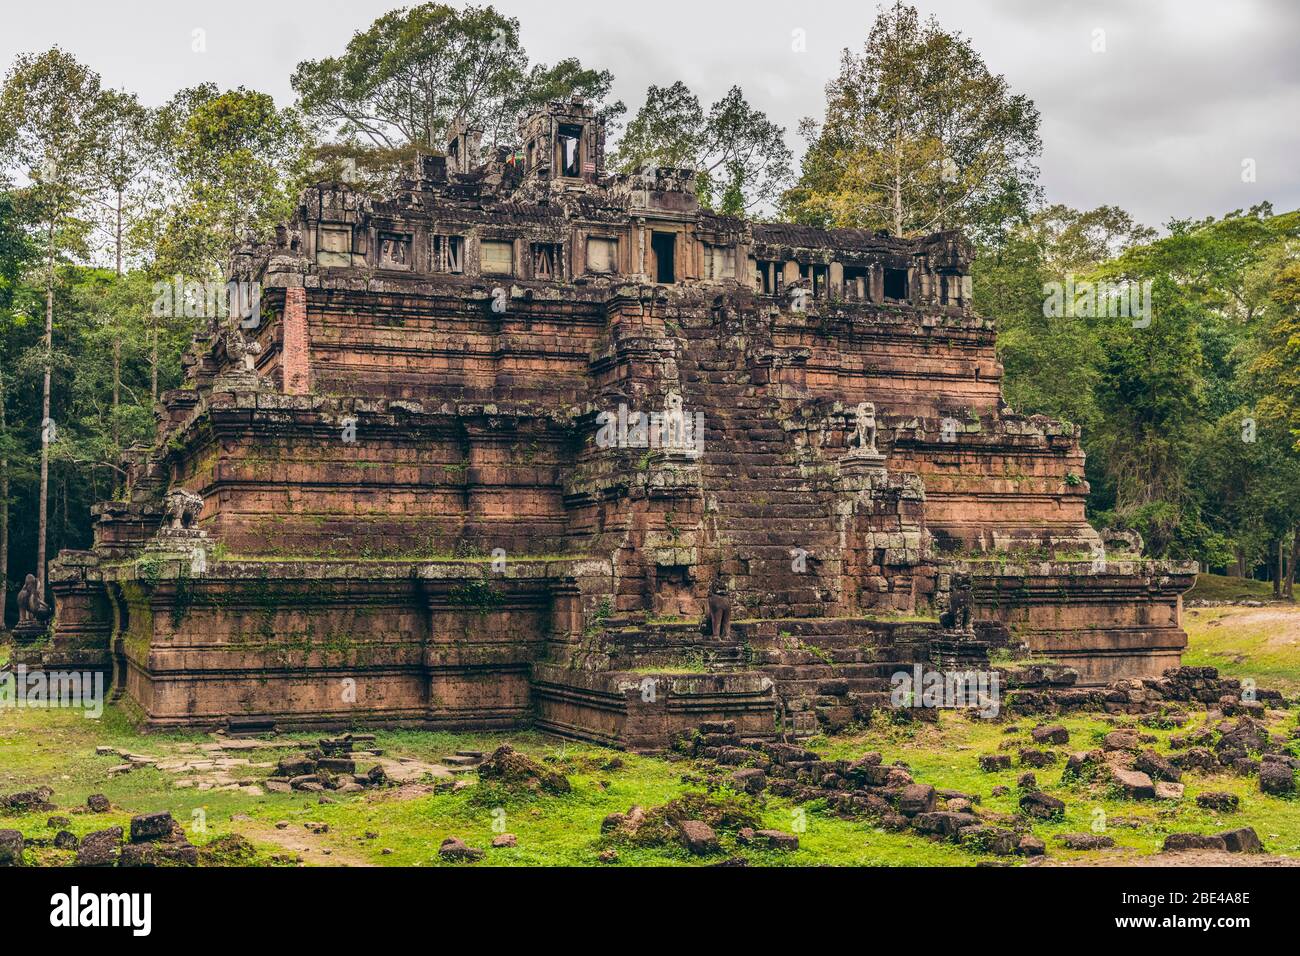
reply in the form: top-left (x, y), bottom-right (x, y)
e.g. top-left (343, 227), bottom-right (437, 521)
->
top-left (1187, 573), bottom-right (1282, 603)
top-left (3, 695), bottom-right (1299, 866)
top-left (815, 709), bottom-right (1300, 861)
top-left (4, 604), bottom-right (1299, 866)
top-left (0, 708), bottom-right (976, 866)
top-left (1184, 605), bottom-right (1300, 694)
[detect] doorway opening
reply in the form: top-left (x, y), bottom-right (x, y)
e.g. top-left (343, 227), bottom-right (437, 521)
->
top-left (651, 232), bottom-right (676, 283)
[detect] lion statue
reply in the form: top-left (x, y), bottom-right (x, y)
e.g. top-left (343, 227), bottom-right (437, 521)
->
top-left (164, 489), bottom-right (204, 531)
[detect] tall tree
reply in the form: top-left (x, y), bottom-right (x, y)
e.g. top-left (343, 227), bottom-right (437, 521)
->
top-left (782, 1), bottom-right (1040, 241)
top-left (0, 47), bottom-right (104, 595)
top-left (88, 88), bottom-right (156, 444)
top-left (613, 82), bottom-right (792, 215)
top-left (291, 3), bottom-right (621, 151)
top-left (0, 188), bottom-right (36, 627)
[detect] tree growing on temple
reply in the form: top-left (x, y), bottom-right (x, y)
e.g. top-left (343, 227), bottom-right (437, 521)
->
top-left (612, 82), bottom-right (792, 216)
top-left (291, 3), bottom-right (621, 151)
top-left (782, 1), bottom-right (1041, 242)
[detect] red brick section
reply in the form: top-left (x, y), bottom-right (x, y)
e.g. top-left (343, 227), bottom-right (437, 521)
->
top-left (282, 286), bottom-right (311, 395)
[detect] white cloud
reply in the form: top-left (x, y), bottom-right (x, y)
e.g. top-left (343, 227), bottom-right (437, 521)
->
top-left (2, 0), bottom-right (1296, 228)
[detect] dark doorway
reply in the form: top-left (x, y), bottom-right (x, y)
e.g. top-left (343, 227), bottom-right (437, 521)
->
top-left (557, 124), bottom-right (583, 177)
top-left (884, 267), bottom-right (909, 301)
top-left (652, 232), bottom-right (676, 283)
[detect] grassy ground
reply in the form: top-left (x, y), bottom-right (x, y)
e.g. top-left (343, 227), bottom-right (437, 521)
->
top-left (1187, 572), bottom-right (1282, 603)
top-left (2, 604), bottom-right (1298, 867)
top-left (1184, 604), bottom-right (1300, 695)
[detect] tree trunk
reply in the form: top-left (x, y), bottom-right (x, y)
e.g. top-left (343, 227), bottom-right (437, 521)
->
top-left (113, 190), bottom-right (122, 446)
top-left (1275, 538), bottom-right (1284, 599)
top-left (0, 368), bottom-right (8, 630)
top-left (151, 316), bottom-right (158, 402)
top-left (37, 218), bottom-right (54, 598)
top-left (115, 189), bottom-right (122, 276)
top-left (1288, 526), bottom-right (1298, 601)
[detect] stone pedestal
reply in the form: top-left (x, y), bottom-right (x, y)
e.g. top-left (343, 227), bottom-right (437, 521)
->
top-left (145, 528), bottom-right (211, 570)
top-left (839, 450), bottom-right (888, 477)
top-left (11, 621), bottom-right (49, 646)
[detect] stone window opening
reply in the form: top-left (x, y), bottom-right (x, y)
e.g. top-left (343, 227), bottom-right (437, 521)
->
top-left (586, 236), bottom-right (617, 275)
top-left (651, 231), bottom-right (676, 283)
top-left (480, 239), bottom-right (514, 276)
top-left (433, 234), bottom-right (464, 273)
top-left (378, 231), bottom-right (412, 269)
top-left (703, 243), bottom-right (735, 281)
top-left (754, 259), bottom-right (781, 294)
top-left (884, 267), bottom-right (909, 301)
top-left (532, 242), bottom-right (562, 279)
top-left (843, 266), bottom-right (870, 301)
top-left (317, 225), bottom-right (352, 268)
top-left (801, 262), bottom-right (830, 298)
top-left (557, 124), bottom-right (583, 178)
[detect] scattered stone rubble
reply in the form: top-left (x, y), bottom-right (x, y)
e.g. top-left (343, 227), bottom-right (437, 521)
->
top-left (476, 745), bottom-right (571, 795)
top-left (674, 707), bottom-right (1299, 861)
top-left (1006, 666), bottom-right (1288, 717)
top-left (266, 735), bottom-right (393, 795)
top-left (72, 812), bottom-right (198, 867)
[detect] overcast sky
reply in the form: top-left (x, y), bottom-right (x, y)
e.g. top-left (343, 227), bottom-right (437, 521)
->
top-left (3, 0), bottom-right (1297, 230)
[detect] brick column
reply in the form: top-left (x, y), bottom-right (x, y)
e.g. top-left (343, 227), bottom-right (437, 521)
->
top-left (282, 286), bottom-right (311, 395)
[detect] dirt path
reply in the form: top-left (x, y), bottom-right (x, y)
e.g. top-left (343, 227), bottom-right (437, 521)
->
top-left (237, 819), bottom-right (377, 867)
top-left (1031, 848), bottom-right (1300, 867)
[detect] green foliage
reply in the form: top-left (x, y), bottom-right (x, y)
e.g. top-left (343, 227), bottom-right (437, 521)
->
top-left (143, 84), bottom-right (311, 276)
top-left (781, 2), bottom-right (1041, 242)
top-left (613, 82), bottom-right (792, 214)
top-left (980, 200), bottom-right (1300, 574)
top-left (290, 3), bottom-right (621, 151)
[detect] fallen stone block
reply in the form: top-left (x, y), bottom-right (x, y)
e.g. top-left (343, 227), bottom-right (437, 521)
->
top-left (129, 812), bottom-right (178, 843)
top-left (1162, 832), bottom-right (1227, 852)
top-left (1135, 749), bottom-right (1182, 783)
top-left (754, 829), bottom-right (799, 851)
top-left (119, 839), bottom-right (198, 867)
top-left (1056, 833), bottom-right (1114, 850)
top-left (1018, 791), bottom-right (1065, 820)
top-left (0, 787), bottom-right (55, 814)
top-left (912, 811), bottom-right (981, 840)
top-left (1103, 730), bottom-right (1140, 752)
top-left (1195, 791), bottom-right (1239, 812)
top-left (76, 827), bottom-right (123, 867)
top-left (0, 830), bottom-right (24, 866)
top-left (438, 837), bottom-right (485, 862)
top-left (1112, 769), bottom-right (1156, 800)
top-left (895, 783), bottom-right (936, 817)
top-left (1259, 762), bottom-right (1295, 796)
top-left (676, 820), bottom-right (719, 855)
top-left (1031, 725), bottom-right (1069, 745)
top-left (1216, 827), bottom-right (1263, 854)
top-left (1017, 834), bottom-right (1046, 856)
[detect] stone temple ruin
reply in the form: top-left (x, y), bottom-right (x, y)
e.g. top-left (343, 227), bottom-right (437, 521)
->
top-left (26, 100), bottom-right (1197, 749)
